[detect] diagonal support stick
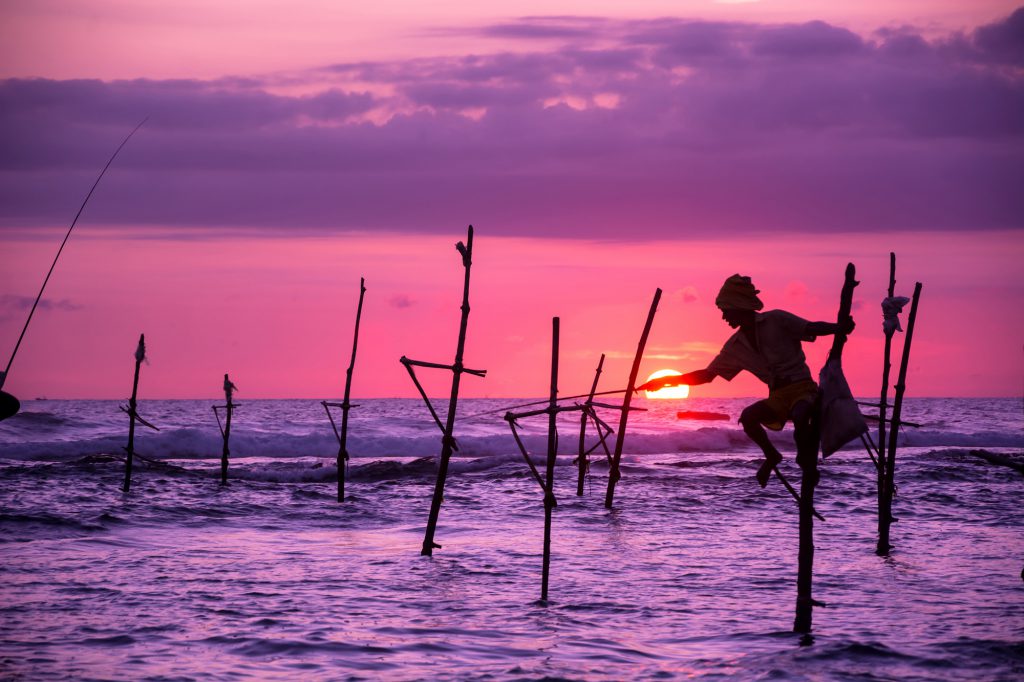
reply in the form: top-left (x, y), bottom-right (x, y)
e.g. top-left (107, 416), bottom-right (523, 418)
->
top-left (605, 288), bottom-right (662, 508)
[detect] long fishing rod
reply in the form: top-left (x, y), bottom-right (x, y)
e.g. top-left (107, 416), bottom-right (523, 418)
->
top-left (1, 118), bottom-right (147, 392)
top-left (462, 387), bottom-right (634, 421)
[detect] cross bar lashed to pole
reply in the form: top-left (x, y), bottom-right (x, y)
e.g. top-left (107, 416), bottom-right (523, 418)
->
top-left (408, 226), bottom-right (487, 556)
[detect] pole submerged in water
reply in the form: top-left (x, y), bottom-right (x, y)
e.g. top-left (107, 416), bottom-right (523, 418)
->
top-left (605, 288), bottom-right (661, 509)
top-left (878, 281), bottom-right (922, 555)
top-left (406, 226), bottom-right (486, 556)
top-left (323, 277), bottom-right (367, 503)
top-left (216, 373), bottom-right (237, 486)
top-left (122, 334), bottom-right (146, 493)
top-left (876, 253), bottom-right (896, 549)
top-left (794, 263), bottom-right (857, 634)
top-left (541, 317), bottom-right (560, 602)
top-left (577, 354), bottom-right (605, 496)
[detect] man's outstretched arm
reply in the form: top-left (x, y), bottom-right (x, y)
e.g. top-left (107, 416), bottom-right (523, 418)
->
top-left (637, 368), bottom-right (717, 392)
top-left (806, 316), bottom-right (855, 337)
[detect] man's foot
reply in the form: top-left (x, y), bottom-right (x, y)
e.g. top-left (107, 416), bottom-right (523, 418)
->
top-left (756, 453), bottom-right (782, 488)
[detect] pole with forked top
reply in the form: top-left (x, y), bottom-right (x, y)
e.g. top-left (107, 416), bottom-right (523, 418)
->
top-left (323, 277), bottom-right (366, 502)
top-left (120, 333), bottom-right (158, 489)
top-left (122, 334), bottom-right (146, 492)
top-left (404, 226), bottom-right (486, 556)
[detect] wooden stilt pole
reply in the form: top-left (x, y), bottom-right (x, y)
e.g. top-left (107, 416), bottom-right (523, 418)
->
top-left (541, 317), bottom-right (560, 602)
top-left (878, 281), bottom-right (922, 554)
top-left (327, 277), bottom-right (367, 503)
top-left (417, 226), bottom-right (487, 556)
top-left (122, 334), bottom-right (145, 493)
top-left (577, 353), bottom-right (605, 496)
top-left (605, 289), bottom-right (661, 509)
top-left (794, 263), bottom-right (857, 634)
top-left (876, 253), bottom-right (896, 543)
top-left (219, 374), bottom-right (236, 486)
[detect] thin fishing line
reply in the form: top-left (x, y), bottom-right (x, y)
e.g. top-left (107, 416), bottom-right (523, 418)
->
top-left (2, 117), bottom-right (148, 385)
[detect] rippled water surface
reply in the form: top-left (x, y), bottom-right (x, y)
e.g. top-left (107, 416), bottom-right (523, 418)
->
top-left (1, 398), bottom-right (1022, 680)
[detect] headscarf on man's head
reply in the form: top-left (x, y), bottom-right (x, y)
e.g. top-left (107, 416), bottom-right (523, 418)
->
top-left (715, 274), bottom-right (764, 311)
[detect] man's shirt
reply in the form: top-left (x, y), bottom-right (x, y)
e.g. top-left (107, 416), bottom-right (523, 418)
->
top-left (707, 310), bottom-right (817, 389)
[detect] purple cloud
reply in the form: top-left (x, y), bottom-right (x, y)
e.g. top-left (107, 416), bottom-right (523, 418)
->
top-left (389, 294), bottom-right (415, 309)
top-left (0, 10), bottom-right (1021, 238)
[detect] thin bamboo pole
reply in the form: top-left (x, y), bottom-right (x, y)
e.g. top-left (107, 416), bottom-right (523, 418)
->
top-left (420, 226), bottom-right (485, 556)
top-left (878, 282), bottom-right (922, 555)
top-left (794, 263), bottom-right (857, 634)
top-left (605, 289), bottom-right (662, 509)
top-left (122, 334), bottom-right (145, 493)
top-left (337, 277), bottom-right (366, 502)
top-left (541, 317), bottom-right (559, 602)
top-left (876, 253), bottom-right (896, 541)
top-left (577, 354), bottom-right (605, 495)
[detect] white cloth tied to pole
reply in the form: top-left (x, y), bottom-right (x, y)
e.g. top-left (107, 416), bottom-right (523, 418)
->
top-left (882, 296), bottom-right (911, 336)
top-left (818, 356), bottom-right (868, 457)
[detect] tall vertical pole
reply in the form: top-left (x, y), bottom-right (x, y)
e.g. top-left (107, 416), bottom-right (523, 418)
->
top-left (795, 263), bottom-right (856, 634)
top-left (421, 226), bottom-right (476, 556)
top-left (338, 278), bottom-right (367, 503)
top-left (876, 253), bottom-right (896, 548)
top-left (605, 289), bottom-right (661, 509)
top-left (577, 353), bottom-right (605, 496)
top-left (541, 317), bottom-right (559, 602)
top-left (878, 282), bottom-right (922, 554)
top-left (122, 334), bottom-right (145, 493)
top-left (221, 373), bottom-right (234, 486)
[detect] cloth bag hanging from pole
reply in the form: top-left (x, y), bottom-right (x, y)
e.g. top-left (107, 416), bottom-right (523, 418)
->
top-left (818, 356), bottom-right (867, 457)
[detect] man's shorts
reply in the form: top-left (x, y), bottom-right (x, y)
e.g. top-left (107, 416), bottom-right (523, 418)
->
top-left (762, 379), bottom-right (819, 431)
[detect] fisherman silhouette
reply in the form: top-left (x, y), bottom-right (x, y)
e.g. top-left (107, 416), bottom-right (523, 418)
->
top-left (223, 374), bottom-right (237, 404)
top-left (638, 275), bottom-right (854, 487)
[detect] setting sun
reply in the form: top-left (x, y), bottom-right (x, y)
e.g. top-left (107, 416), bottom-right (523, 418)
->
top-left (643, 369), bottom-right (690, 399)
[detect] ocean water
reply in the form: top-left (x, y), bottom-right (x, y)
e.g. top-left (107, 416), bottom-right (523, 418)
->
top-left (1, 396), bottom-right (1022, 680)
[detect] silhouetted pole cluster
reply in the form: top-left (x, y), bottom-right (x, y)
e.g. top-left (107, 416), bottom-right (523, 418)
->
top-left (605, 288), bottom-right (661, 509)
top-left (878, 280), bottom-right (922, 555)
top-left (122, 334), bottom-right (146, 493)
top-left (323, 277), bottom-right (367, 502)
top-left (403, 226), bottom-right (487, 556)
top-left (213, 374), bottom-right (237, 485)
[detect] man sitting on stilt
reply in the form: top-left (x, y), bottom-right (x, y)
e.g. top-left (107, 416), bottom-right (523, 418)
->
top-left (639, 274), bottom-right (854, 486)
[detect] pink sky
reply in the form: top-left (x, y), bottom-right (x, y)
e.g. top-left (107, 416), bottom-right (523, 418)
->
top-left (1, 2), bottom-right (1022, 398)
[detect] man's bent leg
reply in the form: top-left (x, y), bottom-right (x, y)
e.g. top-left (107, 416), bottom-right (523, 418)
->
top-left (740, 401), bottom-right (783, 488)
top-left (791, 398), bottom-right (820, 486)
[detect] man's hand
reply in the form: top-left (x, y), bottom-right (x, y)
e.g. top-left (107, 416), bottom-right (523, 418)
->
top-left (840, 315), bottom-right (855, 336)
top-left (637, 369), bottom-right (715, 392)
top-left (636, 376), bottom-right (672, 392)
